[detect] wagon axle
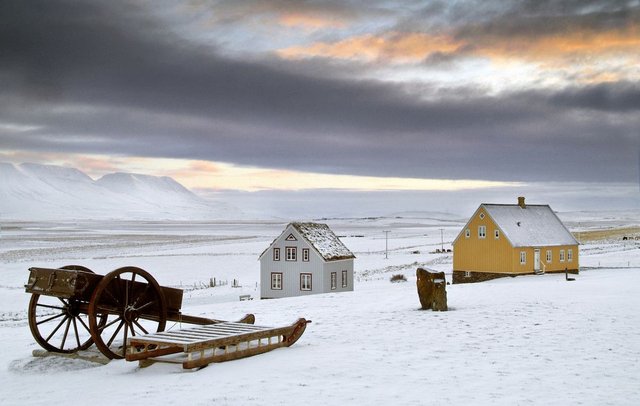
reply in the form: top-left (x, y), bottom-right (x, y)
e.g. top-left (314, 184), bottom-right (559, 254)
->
top-left (123, 306), bottom-right (140, 324)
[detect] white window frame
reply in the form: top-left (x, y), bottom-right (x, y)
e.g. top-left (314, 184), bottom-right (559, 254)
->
top-left (560, 250), bottom-right (565, 262)
top-left (478, 225), bottom-right (486, 239)
top-left (494, 229), bottom-right (499, 239)
top-left (546, 250), bottom-right (552, 263)
top-left (286, 246), bottom-right (297, 261)
top-left (479, 212), bottom-right (485, 219)
top-left (568, 249), bottom-right (573, 262)
top-left (465, 229), bottom-right (470, 238)
top-left (341, 270), bottom-right (348, 288)
top-left (300, 273), bottom-right (312, 291)
top-left (302, 248), bottom-right (310, 262)
top-left (464, 271), bottom-right (472, 278)
top-left (330, 272), bottom-right (337, 290)
top-left (271, 272), bottom-right (282, 290)
top-left (520, 251), bottom-right (526, 265)
top-left (273, 247), bottom-right (280, 261)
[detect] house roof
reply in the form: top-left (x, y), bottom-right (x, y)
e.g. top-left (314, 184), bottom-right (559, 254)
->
top-left (259, 222), bottom-right (355, 262)
top-left (291, 222), bottom-right (356, 261)
top-left (481, 204), bottom-right (578, 247)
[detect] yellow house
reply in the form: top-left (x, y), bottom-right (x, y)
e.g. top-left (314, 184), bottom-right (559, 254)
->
top-left (452, 197), bottom-right (579, 283)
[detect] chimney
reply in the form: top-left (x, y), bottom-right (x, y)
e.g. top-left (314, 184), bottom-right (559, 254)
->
top-left (518, 196), bottom-right (526, 208)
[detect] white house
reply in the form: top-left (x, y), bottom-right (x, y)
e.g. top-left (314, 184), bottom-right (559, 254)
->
top-left (259, 222), bottom-right (355, 299)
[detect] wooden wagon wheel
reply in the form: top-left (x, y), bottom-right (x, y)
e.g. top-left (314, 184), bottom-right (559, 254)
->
top-left (87, 266), bottom-right (167, 359)
top-left (28, 265), bottom-right (105, 353)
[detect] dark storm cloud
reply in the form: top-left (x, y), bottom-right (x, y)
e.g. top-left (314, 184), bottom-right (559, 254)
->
top-left (1, 0), bottom-right (638, 183)
top-left (454, 7), bottom-right (638, 42)
top-left (547, 82), bottom-right (640, 112)
top-left (402, 0), bottom-right (638, 32)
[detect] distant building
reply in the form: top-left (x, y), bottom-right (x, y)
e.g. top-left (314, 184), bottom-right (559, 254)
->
top-left (452, 197), bottom-right (579, 283)
top-left (259, 222), bottom-right (355, 299)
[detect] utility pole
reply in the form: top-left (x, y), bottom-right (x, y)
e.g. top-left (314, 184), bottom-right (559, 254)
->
top-left (439, 228), bottom-right (444, 252)
top-left (384, 230), bottom-right (390, 259)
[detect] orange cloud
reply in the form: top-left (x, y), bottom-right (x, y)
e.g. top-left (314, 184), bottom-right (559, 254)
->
top-left (277, 26), bottom-right (640, 68)
top-left (188, 161), bottom-right (222, 174)
top-left (278, 12), bottom-right (346, 30)
top-left (478, 27), bottom-right (640, 60)
top-left (278, 32), bottom-right (460, 62)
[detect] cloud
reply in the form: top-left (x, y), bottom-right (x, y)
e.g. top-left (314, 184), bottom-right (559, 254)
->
top-left (1, 0), bottom-right (638, 186)
top-left (277, 10), bottom-right (639, 65)
top-left (278, 11), bottom-right (348, 30)
top-left (276, 3), bottom-right (640, 87)
top-left (278, 32), bottom-right (461, 62)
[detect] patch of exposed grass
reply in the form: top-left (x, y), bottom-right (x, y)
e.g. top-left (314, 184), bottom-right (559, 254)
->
top-left (390, 274), bottom-right (407, 283)
top-left (574, 227), bottom-right (640, 242)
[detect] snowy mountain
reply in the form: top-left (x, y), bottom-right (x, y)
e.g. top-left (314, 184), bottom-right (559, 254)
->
top-left (0, 163), bottom-right (238, 220)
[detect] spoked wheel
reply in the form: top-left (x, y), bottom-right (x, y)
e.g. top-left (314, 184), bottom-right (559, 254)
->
top-left (88, 266), bottom-right (167, 359)
top-left (28, 265), bottom-right (104, 353)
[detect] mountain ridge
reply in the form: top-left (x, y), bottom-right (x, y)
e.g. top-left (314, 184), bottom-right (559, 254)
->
top-left (0, 162), bottom-right (237, 220)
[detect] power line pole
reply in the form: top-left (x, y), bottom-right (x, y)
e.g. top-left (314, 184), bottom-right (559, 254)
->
top-left (439, 228), bottom-right (444, 252)
top-left (383, 230), bottom-right (390, 259)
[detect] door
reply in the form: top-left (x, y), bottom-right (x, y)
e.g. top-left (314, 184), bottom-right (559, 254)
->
top-left (534, 249), bottom-right (540, 272)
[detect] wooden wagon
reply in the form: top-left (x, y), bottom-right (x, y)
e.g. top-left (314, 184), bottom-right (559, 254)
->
top-left (25, 265), bottom-right (309, 368)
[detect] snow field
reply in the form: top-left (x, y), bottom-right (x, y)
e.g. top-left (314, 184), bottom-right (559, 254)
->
top-left (1, 218), bottom-right (639, 405)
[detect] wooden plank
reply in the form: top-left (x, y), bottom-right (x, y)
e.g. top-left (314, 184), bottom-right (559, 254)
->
top-left (25, 267), bottom-right (102, 301)
top-left (136, 325), bottom-right (249, 342)
top-left (126, 342), bottom-right (184, 361)
top-left (160, 286), bottom-right (183, 314)
top-left (197, 323), bottom-right (271, 332)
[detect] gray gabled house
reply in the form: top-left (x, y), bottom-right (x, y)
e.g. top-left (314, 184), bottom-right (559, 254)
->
top-left (259, 222), bottom-right (355, 299)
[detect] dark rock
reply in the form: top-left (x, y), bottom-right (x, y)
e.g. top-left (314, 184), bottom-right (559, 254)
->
top-left (416, 268), bottom-right (448, 311)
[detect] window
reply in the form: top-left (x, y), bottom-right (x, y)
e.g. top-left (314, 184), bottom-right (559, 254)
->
top-left (302, 248), bottom-right (310, 262)
top-left (286, 247), bottom-right (297, 261)
top-left (520, 251), bottom-right (526, 265)
top-left (494, 229), bottom-right (500, 239)
top-left (478, 226), bottom-right (486, 239)
top-left (568, 249), bottom-right (573, 262)
top-left (560, 250), bottom-right (565, 262)
top-left (273, 248), bottom-right (280, 261)
top-left (464, 271), bottom-right (472, 278)
top-left (546, 250), bottom-right (552, 263)
top-left (300, 273), bottom-right (312, 291)
top-left (330, 272), bottom-right (337, 290)
top-left (271, 273), bottom-right (282, 290)
top-left (465, 229), bottom-right (470, 238)
top-left (479, 212), bottom-right (485, 219)
top-left (342, 270), bottom-right (348, 288)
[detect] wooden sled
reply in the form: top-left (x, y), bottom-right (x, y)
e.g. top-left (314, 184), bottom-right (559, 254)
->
top-left (126, 318), bottom-right (310, 370)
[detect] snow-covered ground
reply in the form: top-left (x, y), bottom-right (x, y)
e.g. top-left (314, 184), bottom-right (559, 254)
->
top-left (1, 216), bottom-right (639, 405)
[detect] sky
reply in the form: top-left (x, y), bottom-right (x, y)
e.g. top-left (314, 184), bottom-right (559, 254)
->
top-left (1, 0), bottom-right (639, 210)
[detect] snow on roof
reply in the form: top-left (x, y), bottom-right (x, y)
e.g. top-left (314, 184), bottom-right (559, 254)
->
top-left (483, 204), bottom-right (578, 247)
top-left (291, 222), bottom-right (355, 261)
